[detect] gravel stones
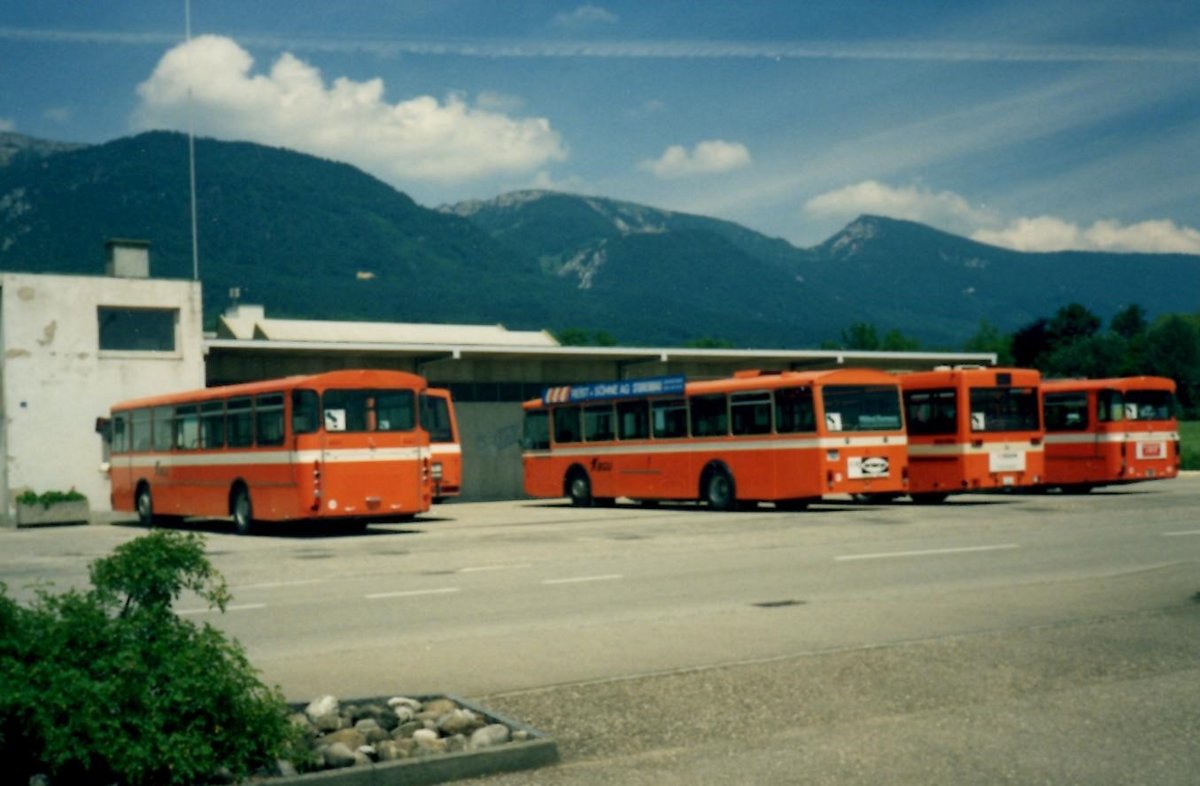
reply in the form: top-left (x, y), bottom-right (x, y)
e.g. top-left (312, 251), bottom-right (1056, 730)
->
top-left (293, 694), bottom-right (528, 776)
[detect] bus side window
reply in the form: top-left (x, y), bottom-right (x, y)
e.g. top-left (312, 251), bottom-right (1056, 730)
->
top-left (617, 400), bottom-right (649, 440)
top-left (690, 394), bottom-right (728, 437)
top-left (227, 397), bottom-right (255, 447)
top-left (775, 387), bottom-right (815, 434)
top-left (553, 406), bottom-right (582, 444)
top-left (256, 393), bottom-right (285, 446)
top-left (112, 412), bottom-right (129, 453)
top-left (152, 406), bottom-right (174, 452)
top-left (131, 409), bottom-right (152, 452)
top-left (1098, 390), bottom-right (1123, 422)
top-left (420, 394), bottom-right (454, 442)
top-left (1044, 392), bottom-right (1088, 431)
top-left (201, 400), bottom-right (225, 448)
top-left (584, 403), bottom-right (615, 442)
top-left (523, 410), bottom-right (550, 450)
top-left (731, 391), bottom-right (771, 435)
top-left (292, 389), bottom-right (319, 435)
top-left (174, 404), bottom-right (200, 450)
top-left (652, 398), bottom-right (688, 439)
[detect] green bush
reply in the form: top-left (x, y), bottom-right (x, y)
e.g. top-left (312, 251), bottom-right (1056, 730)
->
top-left (16, 489), bottom-right (87, 509)
top-left (1180, 421), bottom-right (1200, 471)
top-left (0, 531), bottom-right (307, 785)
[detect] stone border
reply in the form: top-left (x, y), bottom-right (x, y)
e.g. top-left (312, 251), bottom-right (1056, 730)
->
top-left (273, 695), bottom-right (558, 786)
top-left (12, 500), bottom-right (91, 528)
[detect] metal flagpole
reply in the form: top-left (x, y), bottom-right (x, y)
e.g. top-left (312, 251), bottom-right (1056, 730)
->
top-left (186, 0), bottom-right (199, 281)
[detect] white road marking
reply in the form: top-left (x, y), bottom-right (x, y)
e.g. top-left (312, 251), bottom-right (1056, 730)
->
top-left (835, 544), bottom-right (1020, 562)
top-left (365, 587), bottom-right (460, 600)
top-left (177, 603), bottom-right (267, 615)
top-left (542, 574), bottom-right (624, 585)
top-left (459, 563), bottom-right (533, 573)
top-left (235, 578), bottom-right (328, 590)
top-left (1162, 529), bottom-right (1200, 537)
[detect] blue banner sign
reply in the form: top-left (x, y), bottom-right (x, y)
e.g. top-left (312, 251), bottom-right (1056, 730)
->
top-left (543, 375), bottom-right (685, 405)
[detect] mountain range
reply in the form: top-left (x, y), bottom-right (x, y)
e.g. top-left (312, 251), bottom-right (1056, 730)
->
top-left (2, 131), bottom-right (1197, 348)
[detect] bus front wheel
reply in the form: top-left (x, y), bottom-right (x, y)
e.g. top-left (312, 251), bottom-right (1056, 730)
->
top-left (703, 466), bottom-right (736, 511)
top-left (231, 486), bottom-right (255, 535)
top-left (567, 469), bottom-right (593, 507)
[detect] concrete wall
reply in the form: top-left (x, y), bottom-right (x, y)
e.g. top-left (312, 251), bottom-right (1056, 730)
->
top-left (0, 273), bottom-right (203, 524)
top-left (453, 402), bottom-right (527, 502)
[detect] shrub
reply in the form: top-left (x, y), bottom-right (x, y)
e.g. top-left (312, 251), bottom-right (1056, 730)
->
top-left (0, 531), bottom-right (307, 785)
top-left (16, 489), bottom-right (87, 509)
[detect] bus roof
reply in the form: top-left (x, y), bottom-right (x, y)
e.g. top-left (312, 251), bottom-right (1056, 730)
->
top-left (1041, 376), bottom-right (1176, 394)
top-left (900, 366), bottom-right (1041, 387)
top-left (522, 367), bottom-right (901, 409)
top-left (111, 369), bottom-right (428, 412)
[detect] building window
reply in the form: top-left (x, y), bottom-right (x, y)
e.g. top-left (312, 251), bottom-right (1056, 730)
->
top-left (98, 307), bottom-right (177, 352)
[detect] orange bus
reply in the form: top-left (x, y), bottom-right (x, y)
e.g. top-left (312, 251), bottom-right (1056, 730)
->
top-left (1041, 376), bottom-right (1180, 491)
top-left (521, 369), bottom-right (907, 510)
top-left (107, 369), bottom-right (433, 533)
top-left (421, 387), bottom-right (462, 502)
top-left (898, 367), bottom-right (1044, 503)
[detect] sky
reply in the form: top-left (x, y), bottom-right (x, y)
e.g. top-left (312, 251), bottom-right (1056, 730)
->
top-left (2, 1), bottom-right (1199, 252)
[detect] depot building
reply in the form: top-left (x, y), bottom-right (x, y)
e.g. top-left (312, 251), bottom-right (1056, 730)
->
top-left (0, 243), bottom-right (996, 525)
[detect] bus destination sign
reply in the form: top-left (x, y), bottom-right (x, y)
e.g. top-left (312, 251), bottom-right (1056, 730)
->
top-left (543, 375), bottom-right (686, 405)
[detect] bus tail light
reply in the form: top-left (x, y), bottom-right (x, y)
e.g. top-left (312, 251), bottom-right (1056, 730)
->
top-left (310, 462), bottom-right (322, 511)
top-left (431, 461), bottom-right (444, 481)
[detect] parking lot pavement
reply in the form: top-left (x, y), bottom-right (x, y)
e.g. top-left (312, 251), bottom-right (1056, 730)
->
top-left (466, 596), bottom-right (1200, 786)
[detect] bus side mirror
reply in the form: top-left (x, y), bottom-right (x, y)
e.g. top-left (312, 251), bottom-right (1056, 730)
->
top-left (95, 417), bottom-right (112, 441)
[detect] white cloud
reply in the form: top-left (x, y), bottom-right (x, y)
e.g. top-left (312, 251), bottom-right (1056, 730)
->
top-left (551, 5), bottom-right (619, 30)
top-left (972, 216), bottom-right (1200, 254)
top-left (640, 140), bottom-right (751, 179)
top-left (133, 36), bottom-right (566, 185)
top-left (804, 180), bottom-right (1200, 254)
top-left (804, 180), bottom-right (991, 231)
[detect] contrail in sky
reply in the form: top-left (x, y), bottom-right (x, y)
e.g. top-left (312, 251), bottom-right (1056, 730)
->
top-left (3, 26), bottom-right (1199, 64)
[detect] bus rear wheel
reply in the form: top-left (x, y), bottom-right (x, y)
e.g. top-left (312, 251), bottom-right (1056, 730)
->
top-left (567, 469), bottom-right (593, 507)
top-left (703, 466), bottom-right (736, 511)
top-left (135, 484), bottom-right (155, 528)
top-left (231, 486), bottom-right (255, 535)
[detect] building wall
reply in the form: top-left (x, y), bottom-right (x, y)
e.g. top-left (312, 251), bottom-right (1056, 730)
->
top-left (0, 273), bottom-right (203, 525)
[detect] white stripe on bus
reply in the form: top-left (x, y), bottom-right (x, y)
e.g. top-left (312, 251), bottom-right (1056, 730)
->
top-left (1043, 431), bottom-right (1179, 445)
top-left (119, 447), bottom-right (425, 469)
top-left (522, 434), bottom-right (905, 459)
top-left (907, 443), bottom-right (1044, 457)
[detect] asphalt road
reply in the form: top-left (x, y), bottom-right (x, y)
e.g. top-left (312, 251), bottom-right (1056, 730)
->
top-left (3, 478), bottom-right (1199, 783)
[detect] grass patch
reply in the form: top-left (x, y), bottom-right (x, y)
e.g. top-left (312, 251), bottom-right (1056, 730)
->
top-left (1180, 420), bottom-right (1200, 470)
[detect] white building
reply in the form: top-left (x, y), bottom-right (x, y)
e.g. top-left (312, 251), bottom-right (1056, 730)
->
top-left (0, 243), bottom-right (203, 526)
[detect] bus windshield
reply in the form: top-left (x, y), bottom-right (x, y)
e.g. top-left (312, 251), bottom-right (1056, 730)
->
top-left (1123, 389), bottom-right (1176, 421)
top-left (821, 385), bottom-right (902, 432)
top-left (969, 387), bottom-right (1039, 432)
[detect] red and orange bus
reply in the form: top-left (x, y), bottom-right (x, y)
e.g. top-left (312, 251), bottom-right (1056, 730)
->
top-left (898, 367), bottom-right (1044, 503)
top-left (1041, 376), bottom-right (1180, 491)
top-left (521, 369), bottom-right (907, 510)
top-left (107, 369), bottom-right (433, 533)
top-left (421, 387), bottom-right (462, 502)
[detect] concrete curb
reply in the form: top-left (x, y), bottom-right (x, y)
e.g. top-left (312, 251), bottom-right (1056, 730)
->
top-left (270, 695), bottom-right (559, 786)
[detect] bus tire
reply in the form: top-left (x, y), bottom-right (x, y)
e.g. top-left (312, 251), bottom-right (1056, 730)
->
top-left (231, 485), bottom-right (255, 535)
top-left (567, 468), bottom-right (593, 507)
top-left (911, 492), bottom-right (949, 505)
top-left (702, 465), bottom-right (736, 511)
top-left (135, 483), bottom-right (155, 528)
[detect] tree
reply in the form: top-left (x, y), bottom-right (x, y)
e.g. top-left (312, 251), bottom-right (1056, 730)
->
top-left (1047, 303), bottom-right (1101, 348)
top-left (963, 320), bottom-right (1014, 366)
top-left (1011, 318), bottom-right (1050, 368)
top-left (1143, 314), bottom-right (1200, 415)
top-left (0, 531), bottom-right (305, 786)
top-left (840, 322), bottom-right (879, 350)
top-left (880, 329), bottom-right (921, 351)
top-left (1111, 304), bottom-right (1148, 339)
